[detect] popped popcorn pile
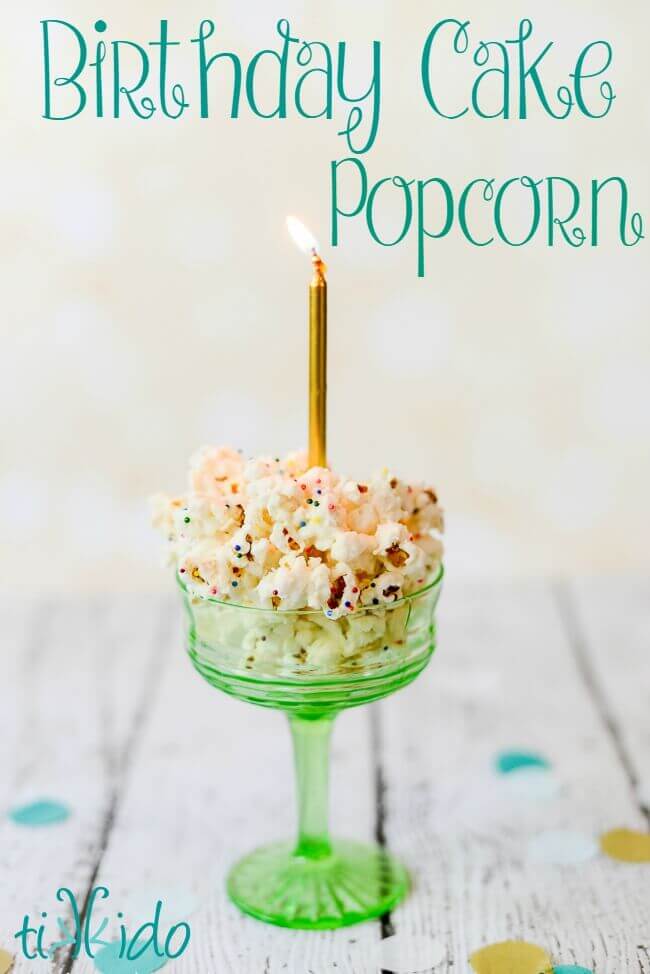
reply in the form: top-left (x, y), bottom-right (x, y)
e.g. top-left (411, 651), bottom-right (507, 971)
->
top-left (153, 446), bottom-right (443, 620)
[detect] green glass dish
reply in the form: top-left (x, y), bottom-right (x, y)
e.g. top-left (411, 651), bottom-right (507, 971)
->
top-left (178, 566), bottom-right (443, 929)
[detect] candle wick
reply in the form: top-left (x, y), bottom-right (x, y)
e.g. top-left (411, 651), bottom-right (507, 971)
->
top-left (311, 250), bottom-right (327, 284)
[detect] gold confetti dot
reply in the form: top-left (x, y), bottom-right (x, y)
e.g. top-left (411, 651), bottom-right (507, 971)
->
top-left (0, 948), bottom-right (14, 974)
top-left (470, 940), bottom-right (552, 974)
top-left (600, 827), bottom-right (650, 863)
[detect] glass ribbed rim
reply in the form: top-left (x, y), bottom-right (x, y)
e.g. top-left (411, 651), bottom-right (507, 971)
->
top-left (176, 563), bottom-right (444, 616)
top-left (189, 642), bottom-right (435, 691)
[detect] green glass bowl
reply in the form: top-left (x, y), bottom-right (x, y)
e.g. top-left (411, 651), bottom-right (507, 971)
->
top-left (178, 566), bottom-right (443, 929)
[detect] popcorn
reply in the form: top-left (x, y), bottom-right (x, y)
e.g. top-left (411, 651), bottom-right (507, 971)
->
top-left (153, 447), bottom-right (443, 621)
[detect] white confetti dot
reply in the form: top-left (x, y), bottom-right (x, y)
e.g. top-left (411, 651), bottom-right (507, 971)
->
top-left (527, 829), bottom-right (599, 865)
top-left (501, 768), bottom-right (563, 802)
top-left (121, 885), bottom-right (200, 929)
top-left (377, 933), bottom-right (447, 973)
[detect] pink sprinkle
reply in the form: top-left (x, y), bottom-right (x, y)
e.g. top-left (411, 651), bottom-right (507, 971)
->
top-left (328, 503), bottom-right (335, 511)
top-left (210, 587), bottom-right (218, 595)
top-left (352, 586), bottom-right (359, 593)
top-left (316, 478), bottom-right (321, 484)
top-left (179, 567), bottom-right (186, 574)
top-left (300, 483), bottom-right (307, 490)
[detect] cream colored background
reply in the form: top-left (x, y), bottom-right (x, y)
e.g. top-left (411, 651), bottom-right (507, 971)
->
top-left (2, 0), bottom-right (649, 591)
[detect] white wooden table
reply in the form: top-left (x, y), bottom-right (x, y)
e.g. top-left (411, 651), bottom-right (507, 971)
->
top-left (1, 580), bottom-right (648, 973)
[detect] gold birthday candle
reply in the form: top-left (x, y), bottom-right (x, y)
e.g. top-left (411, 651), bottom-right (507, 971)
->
top-left (287, 216), bottom-right (328, 468)
top-left (309, 249), bottom-right (327, 468)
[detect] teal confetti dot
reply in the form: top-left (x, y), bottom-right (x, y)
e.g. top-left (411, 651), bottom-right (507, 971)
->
top-left (553, 967), bottom-right (594, 974)
top-left (9, 799), bottom-right (70, 827)
top-left (495, 750), bottom-right (550, 774)
top-left (94, 941), bottom-right (167, 973)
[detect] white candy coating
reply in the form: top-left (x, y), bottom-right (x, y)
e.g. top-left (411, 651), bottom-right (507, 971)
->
top-left (152, 446), bottom-right (443, 620)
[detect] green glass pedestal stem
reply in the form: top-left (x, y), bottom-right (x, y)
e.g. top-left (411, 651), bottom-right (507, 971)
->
top-left (226, 709), bottom-right (410, 928)
top-left (290, 714), bottom-right (334, 861)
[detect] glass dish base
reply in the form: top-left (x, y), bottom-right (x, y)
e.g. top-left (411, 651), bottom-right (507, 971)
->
top-left (181, 568), bottom-right (443, 929)
top-left (227, 838), bottom-right (409, 930)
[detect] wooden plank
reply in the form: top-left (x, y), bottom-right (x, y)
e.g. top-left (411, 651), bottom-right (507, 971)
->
top-left (563, 577), bottom-right (650, 820)
top-left (69, 596), bottom-right (381, 974)
top-left (378, 580), bottom-right (650, 974)
top-left (0, 595), bottom-right (170, 972)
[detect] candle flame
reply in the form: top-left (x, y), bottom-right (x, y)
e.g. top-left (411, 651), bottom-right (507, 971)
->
top-left (287, 215), bottom-right (319, 255)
